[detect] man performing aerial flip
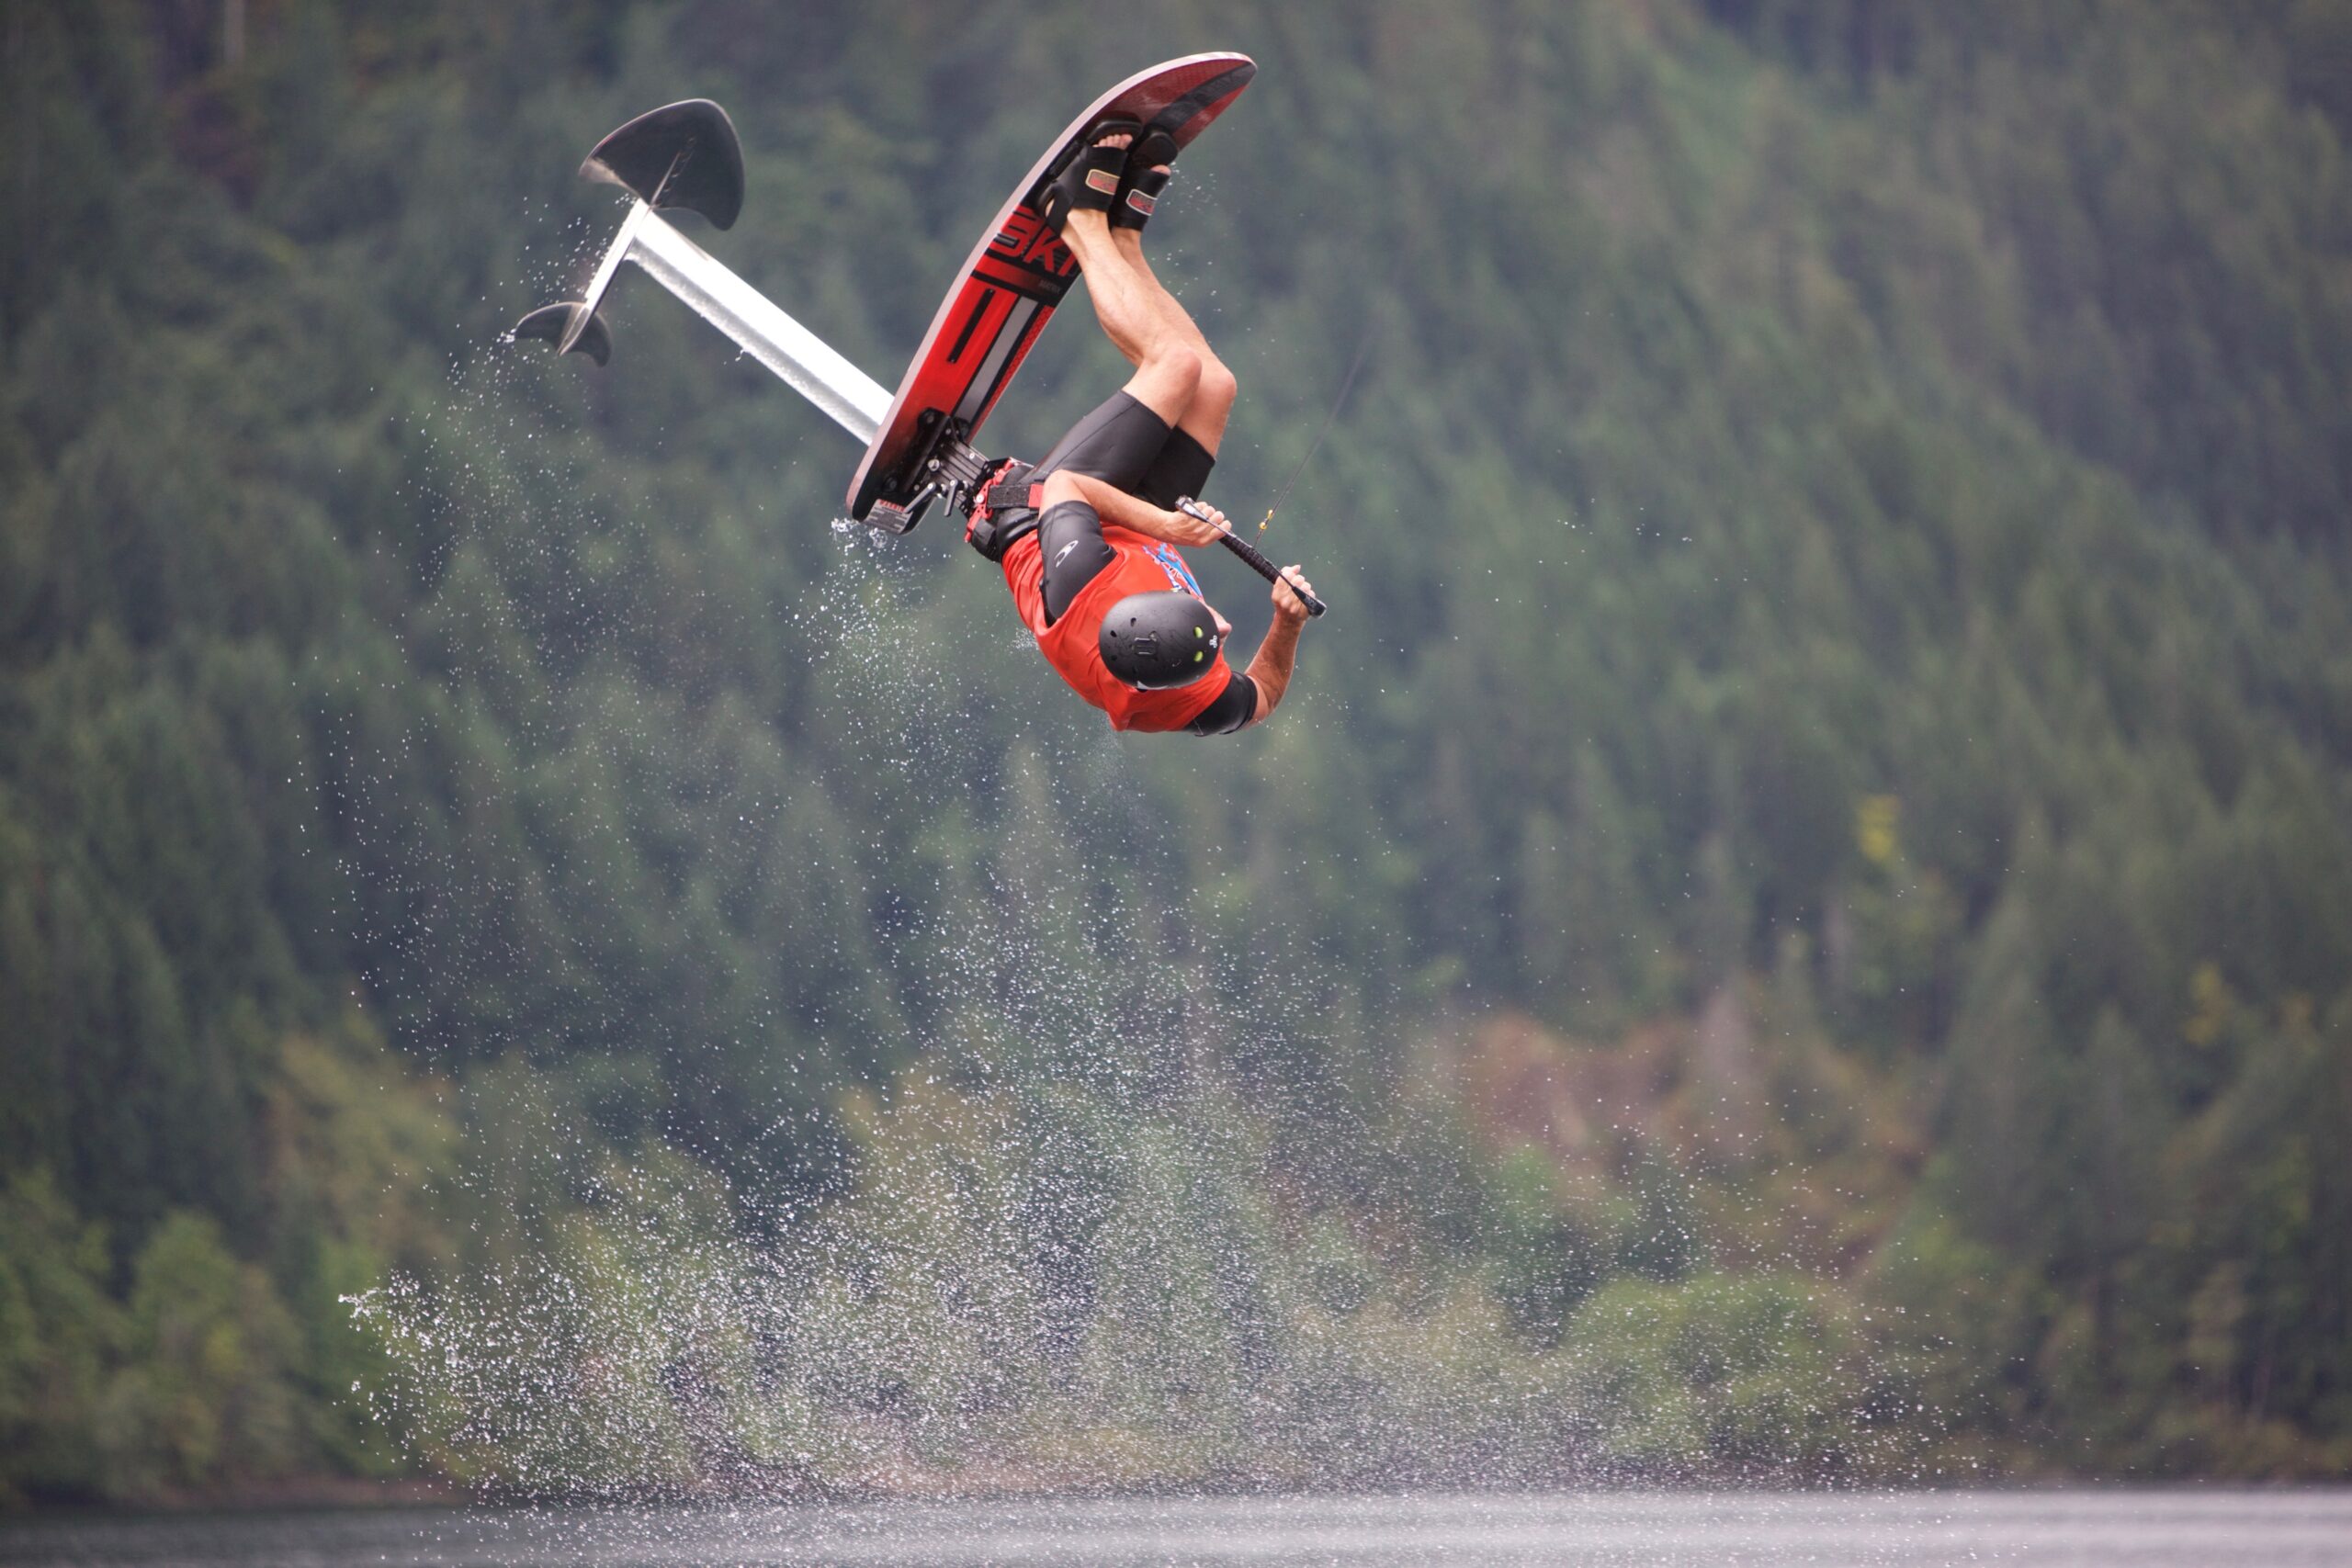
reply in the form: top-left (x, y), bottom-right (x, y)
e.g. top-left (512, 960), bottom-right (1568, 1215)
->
top-left (963, 128), bottom-right (1317, 737)
top-left (512, 58), bottom-right (1312, 735)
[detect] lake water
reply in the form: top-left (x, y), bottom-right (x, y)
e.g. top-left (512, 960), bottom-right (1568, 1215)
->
top-left (3, 1489), bottom-right (2346, 1567)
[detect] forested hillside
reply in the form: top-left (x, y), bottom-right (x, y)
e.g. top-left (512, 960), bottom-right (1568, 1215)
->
top-left (3, 0), bottom-right (2348, 1503)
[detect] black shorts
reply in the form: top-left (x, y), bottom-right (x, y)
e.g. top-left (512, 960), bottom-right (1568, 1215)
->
top-left (1029, 390), bottom-right (1218, 625)
top-left (1031, 389), bottom-right (1216, 508)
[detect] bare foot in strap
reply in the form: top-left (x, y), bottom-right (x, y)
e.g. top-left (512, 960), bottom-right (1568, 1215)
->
top-left (1040, 124), bottom-right (1136, 236)
top-left (1113, 129), bottom-right (1179, 233)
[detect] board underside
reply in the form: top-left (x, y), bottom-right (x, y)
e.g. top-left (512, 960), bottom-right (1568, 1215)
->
top-left (846, 53), bottom-right (1255, 523)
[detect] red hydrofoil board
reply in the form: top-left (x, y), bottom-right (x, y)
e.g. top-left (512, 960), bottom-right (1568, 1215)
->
top-left (846, 53), bottom-right (1255, 525)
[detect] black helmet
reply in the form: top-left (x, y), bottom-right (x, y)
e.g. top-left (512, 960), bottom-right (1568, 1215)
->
top-left (1099, 591), bottom-right (1223, 689)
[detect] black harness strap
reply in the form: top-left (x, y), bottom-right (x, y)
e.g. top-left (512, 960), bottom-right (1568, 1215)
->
top-left (964, 459), bottom-right (1044, 561)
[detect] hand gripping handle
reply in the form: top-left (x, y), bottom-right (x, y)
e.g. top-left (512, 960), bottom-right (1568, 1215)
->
top-left (1176, 499), bottom-right (1329, 618)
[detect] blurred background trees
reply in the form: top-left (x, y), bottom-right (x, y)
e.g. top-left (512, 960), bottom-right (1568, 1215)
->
top-left (1, 0), bottom-right (2347, 1501)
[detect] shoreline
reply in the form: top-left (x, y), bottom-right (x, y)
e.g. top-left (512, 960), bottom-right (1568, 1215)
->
top-left (9, 1472), bottom-right (2352, 1521)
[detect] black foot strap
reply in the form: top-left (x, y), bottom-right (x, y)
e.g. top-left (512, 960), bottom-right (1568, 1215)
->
top-left (1114, 166), bottom-right (1173, 231)
top-left (1113, 130), bottom-right (1182, 232)
top-left (1039, 120), bottom-right (1140, 235)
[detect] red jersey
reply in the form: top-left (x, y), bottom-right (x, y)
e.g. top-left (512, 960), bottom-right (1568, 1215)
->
top-left (1001, 524), bottom-right (1235, 731)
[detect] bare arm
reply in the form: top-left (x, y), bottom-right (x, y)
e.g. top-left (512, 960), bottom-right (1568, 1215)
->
top-left (1244, 567), bottom-right (1317, 726)
top-left (1053, 471), bottom-right (1230, 547)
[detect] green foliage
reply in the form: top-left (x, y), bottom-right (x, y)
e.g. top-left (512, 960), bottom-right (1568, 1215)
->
top-left (106, 1212), bottom-right (302, 1492)
top-left (1565, 1271), bottom-right (1868, 1476)
top-left (0, 1173), bottom-right (117, 1506)
top-left (3, 0), bottom-right (2349, 1497)
top-left (0, 1021), bottom-right (452, 1504)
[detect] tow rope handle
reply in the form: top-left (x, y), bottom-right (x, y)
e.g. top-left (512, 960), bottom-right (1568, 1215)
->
top-left (1177, 499), bottom-right (1329, 618)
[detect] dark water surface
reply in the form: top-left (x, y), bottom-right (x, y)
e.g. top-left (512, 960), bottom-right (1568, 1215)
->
top-left (3, 1490), bottom-right (2346, 1567)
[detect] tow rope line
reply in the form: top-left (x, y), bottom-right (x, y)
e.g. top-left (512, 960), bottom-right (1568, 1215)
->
top-left (1257, 321), bottom-right (1374, 536)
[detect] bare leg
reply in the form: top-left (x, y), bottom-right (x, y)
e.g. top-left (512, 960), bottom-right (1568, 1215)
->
top-left (1109, 223), bottom-right (1237, 457)
top-left (1060, 137), bottom-right (1200, 428)
top-left (1057, 135), bottom-right (1237, 453)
